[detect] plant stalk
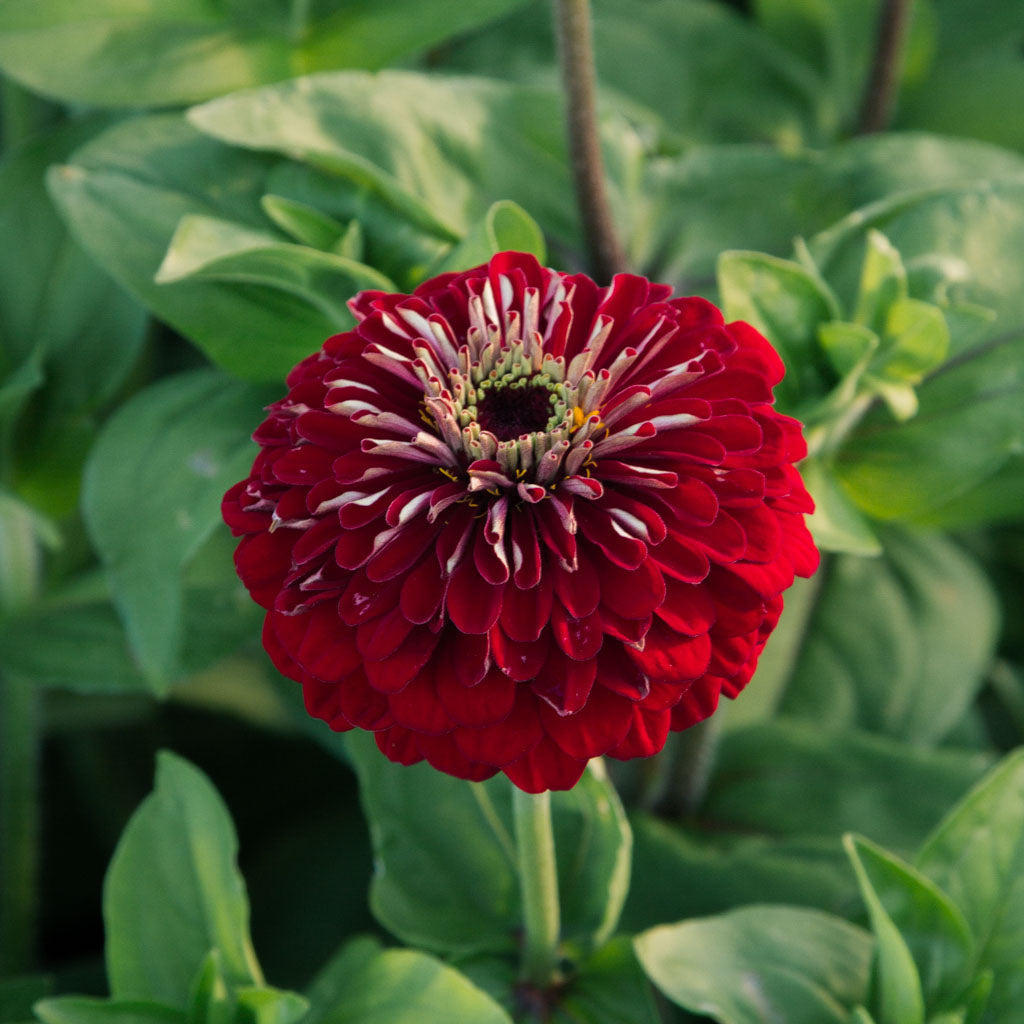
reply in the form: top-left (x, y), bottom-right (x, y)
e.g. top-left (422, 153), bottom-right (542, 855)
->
top-left (554, 0), bottom-right (626, 282)
top-left (513, 787), bottom-right (562, 989)
top-left (857, 0), bottom-right (914, 134)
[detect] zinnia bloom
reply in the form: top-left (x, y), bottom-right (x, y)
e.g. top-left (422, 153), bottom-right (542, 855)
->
top-left (223, 252), bottom-right (817, 792)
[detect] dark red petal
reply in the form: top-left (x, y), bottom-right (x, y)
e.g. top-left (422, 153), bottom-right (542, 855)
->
top-left (608, 706), bottom-right (670, 759)
top-left (551, 604), bottom-right (603, 661)
top-left (670, 677), bottom-right (724, 730)
top-left (271, 605), bottom-right (361, 683)
top-left (399, 554), bottom-right (446, 623)
top-left (499, 573), bottom-right (553, 643)
top-left (503, 736), bottom-right (588, 793)
top-left (509, 507), bottom-right (543, 588)
top-left (595, 642), bottom-right (650, 701)
top-left (655, 576), bottom-right (717, 636)
top-left (235, 531), bottom-right (297, 607)
top-left (335, 669), bottom-right (394, 730)
top-left (387, 667), bottom-right (453, 734)
top-left (437, 664), bottom-right (516, 727)
top-left (553, 556), bottom-right (600, 618)
top-left (415, 732), bottom-right (499, 782)
top-left (366, 523), bottom-right (435, 581)
top-left (598, 557), bottom-right (666, 620)
top-left (363, 627), bottom-right (440, 691)
top-left (576, 503), bottom-right (646, 569)
top-left (446, 556), bottom-right (505, 634)
top-left (376, 726), bottom-right (424, 766)
top-left (531, 648), bottom-right (597, 715)
top-left (600, 609), bottom-right (651, 645)
top-left (473, 522), bottom-right (510, 585)
top-left (631, 623), bottom-right (712, 683)
top-left (491, 626), bottom-right (550, 682)
top-left (338, 573), bottom-right (402, 627)
top-left (652, 532), bottom-right (711, 583)
top-left (454, 685), bottom-right (544, 766)
top-left (357, 605), bottom-right (415, 661)
top-left (539, 684), bottom-right (633, 760)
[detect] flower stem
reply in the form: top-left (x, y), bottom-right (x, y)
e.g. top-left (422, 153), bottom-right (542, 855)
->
top-left (554, 0), bottom-right (627, 282)
top-left (513, 787), bottom-right (562, 988)
top-left (0, 672), bottom-right (40, 974)
top-left (856, 0), bottom-right (914, 134)
top-left (649, 716), bottom-right (722, 818)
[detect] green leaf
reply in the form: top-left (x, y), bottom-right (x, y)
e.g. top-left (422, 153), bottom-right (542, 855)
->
top-left (155, 213), bottom-right (396, 323)
top-left (104, 752), bottom-right (262, 1007)
top-left (258, 196), bottom-right (348, 252)
top-left (0, 0), bottom-right (530, 107)
top-left (854, 231), bottom-right (907, 332)
top-left (781, 529), bottom-right (1000, 744)
top-left (878, 299), bottom-right (949, 383)
top-left (0, 976), bottom-right (51, 1024)
top-left (429, 200), bottom-right (546, 277)
top-left (819, 321), bottom-right (879, 380)
top-left (553, 937), bottom-right (661, 1024)
top-left (635, 905), bottom-right (872, 1024)
top-left (34, 1000), bottom-right (184, 1024)
top-left (716, 250), bottom-right (838, 411)
top-left (844, 838), bottom-right (925, 1024)
top-left (702, 721), bottom-right (992, 854)
top-left (344, 733), bottom-right (631, 956)
top-left (301, 937), bottom-right (512, 1024)
top-left (81, 369), bottom-right (272, 690)
top-left (800, 459), bottom-right (883, 556)
top-left (48, 114), bottom-right (339, 382)
top-left (916, 750), bottom-right (1024, 1023)
top-left (844, 836), bottom-right (973, 1013)
top-left (186, 71), bottom-right (577, 244)
top-left (185, 952), bottom-right (307, 1024)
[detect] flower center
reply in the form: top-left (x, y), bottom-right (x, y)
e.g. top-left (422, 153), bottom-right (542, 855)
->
top-left (475, 379), bottom-right (556, 441)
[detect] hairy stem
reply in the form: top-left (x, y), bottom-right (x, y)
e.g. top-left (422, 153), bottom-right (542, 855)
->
top-left (554, 0), bottom-right (627, 282)
top-left (513, 787), bottom-right (562, 989)
top-left (857, 0), bottom-right (914, 135)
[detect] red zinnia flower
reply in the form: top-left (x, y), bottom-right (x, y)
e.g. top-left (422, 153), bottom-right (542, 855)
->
top-left (223, 252), bottom-right (818, 792)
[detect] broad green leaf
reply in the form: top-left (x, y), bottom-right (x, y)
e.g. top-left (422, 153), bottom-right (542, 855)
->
top-left (48, 114), bottom-right (338, 381)
top-left (0, 490), bottom-right (56, 611)
top-left (781, 529), bottom-right (999, 744)
top-left (635, 905), bottom-right (872, 1024)
top-left (818, 320), bottom-right (878, 380)
top-left (34, 1000), bottom-right (183, 1024)
top-left (104, 752), bottom-right (262, 1006)
top-left (0, 0), bottom-right (530, 107)
top-left (186, 72), bottom-right (578, 244)
top-left (622, 815), bottom-right (857, 934)
top-left (916, 750), bottom-right (1024, 1023)
top-left (800, 459), bottom-right (883, 556)
top-left (716, 250), bottom-right (838, 410)
top-left (301, 937), bottom-right (512, 1024)
top-left (258, 196), bottom-right (348, 252)
top-left (637, 135), bottom-right (1024, 295)
top-left (845, 836), bottom-right (973, 1012)
top-left (878, 299), bottom-right (949, 383)
top-left (186, 952), bottom-right (307, 1024)
top-left (849, 1009), bottom-right (879, 1024)
top-left (81, 369), bottom-right (272, 690)
top-left (554, 938), bottom-right (660, 1024)
top-left (428, 201), bottom-right (546, 277)
top-left (345, 733), bottom-right (631, 955)
top-left (1, 976), bottom-right (51, 1024)
top-left (155, 213), bottom-right (396, 323)
top-left (702, 721), bottom-right (992, 854)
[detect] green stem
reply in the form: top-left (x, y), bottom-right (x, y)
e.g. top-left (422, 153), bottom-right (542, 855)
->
top-left (0, 672), bottom-right (40, 974)
top-left (554, 0), bottom-right (626, 282)
top-left (649, 716), bottom-right (722, 819)
top-left (856, 0), bottom-right (914, 134)
top-left (513, 788), bottom-right (562, 988)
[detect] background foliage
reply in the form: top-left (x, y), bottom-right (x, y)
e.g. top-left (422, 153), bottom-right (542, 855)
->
top-left (2, 1), bottom-right (1024, 1022)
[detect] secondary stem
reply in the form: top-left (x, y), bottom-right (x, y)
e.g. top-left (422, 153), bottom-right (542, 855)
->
top-left (513, 787), bottom-right (562, 989)
top-left (857, 0), bottom-right (914, 134)
top-left (554, 0), bottom-right (627, 282)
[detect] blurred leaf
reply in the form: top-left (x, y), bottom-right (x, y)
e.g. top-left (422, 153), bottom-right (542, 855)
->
top-left (844, 836), bottom-right (973, 1013)
top-left (155, 213), bottom-right (396, 322)
top-left (0, 976), bottom-right (52, 1024)
top-left (104, 752), bottom-right (262, 1006)
top-left (591, 0), bottom-right (825, 146)
top-left (428, 200), bottom-right (546, 276)
top-left (635, 905), bottom-right (872, 1024)
top-left (637, 136), bottom-right (1024, 295)
top-left (35, 1001), bottom-right (183, 1024)
top-left (301, 936), bottom-right (512, 1024)
top-left (854, 229), bottom-right (907, 331)
top-left (916, 750), bottom-right (1024, 1024)
top-left (0, 490), bottom-right (57, 612)
top-left (781, 530), bottom-right (1000, 744)
top-left (48, 114), bottom-right (338, 382)
top-left (800, 459), bottom-right (883, 556)
top-left (553, 937), bottom-right (660, 1024)
top-left (0, 0), bottom-right (530, 107)
top-left (186, 952), bottom-right (306, 1024)
top-left (716, 250), bottom-right (838, 411)
top-left (258, 196), bottom-right (348, 252)
top-left (81, 369), bottom-right (272, 691)
top-left (345, 733), bottom-right (631, 956)
top-left (186, 71), bottom-right (577, 244)
top-left (702, 721), bottom-right (992, 854)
